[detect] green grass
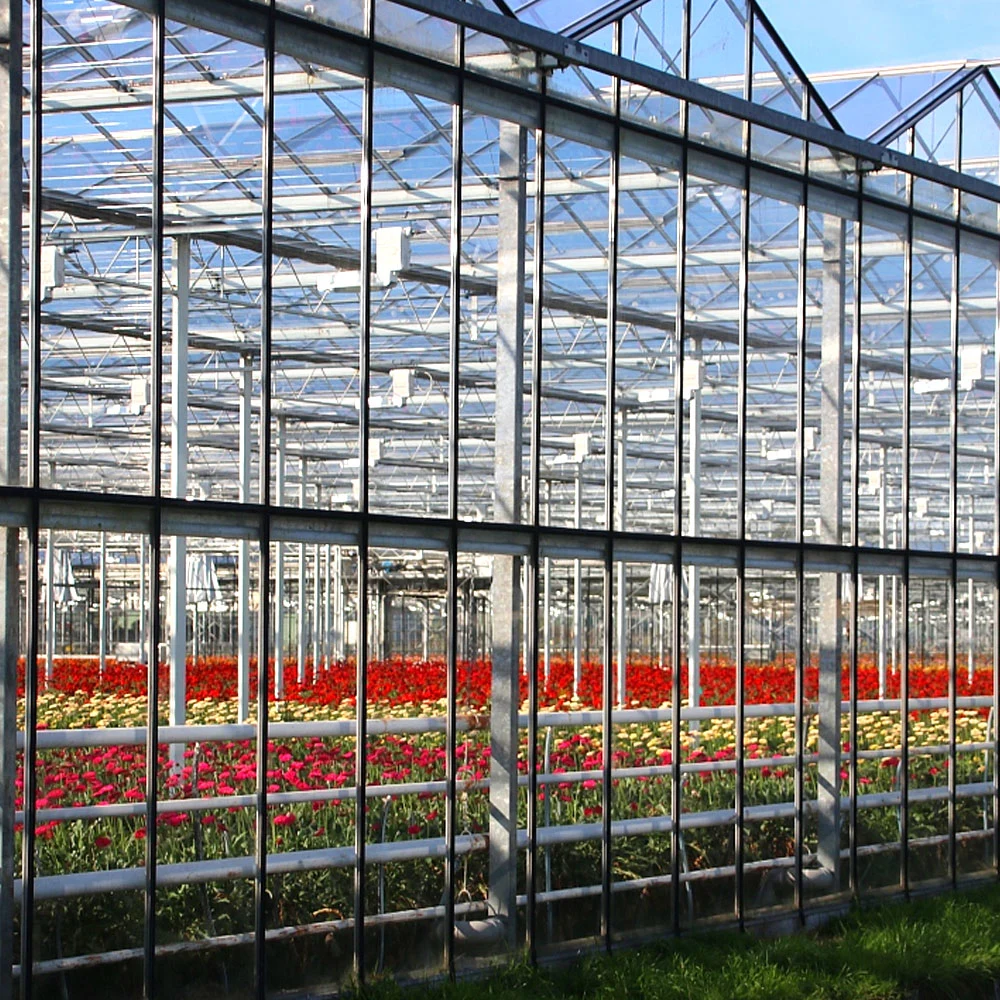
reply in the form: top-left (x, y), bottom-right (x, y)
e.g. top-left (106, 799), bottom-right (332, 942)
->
top-left (362, 884), bottom-right (1000, 1000)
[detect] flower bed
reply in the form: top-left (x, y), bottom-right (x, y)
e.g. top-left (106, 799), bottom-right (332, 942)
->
top-left (12, 654), bottom-right (997, 993)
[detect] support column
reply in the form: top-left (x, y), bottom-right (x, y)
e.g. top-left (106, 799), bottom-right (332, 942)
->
top-left (573, 466), bottom-right (583, 697)
top-left (138, 531), bottom-right (146, 665)
top-left (167, 236), bottom-right (190, 763)
top-left (891, 519), bottom-right (899, 676)
top-left (968, 516), bottom-right (975, 684)
top-left (298, 457), bottom-right (307, 684)
top-left (275, 415), bottom-right (286, 697)
top-left (323, 542), bottom-right (331, 671)
top-left (878, 445), bottom-right (888, 698)
top-left (0, 8), bottom-right (21, 994)
top-left (334, 544), bottom-right (344, 662)
top-left (422, 599), bottom-right (429, 661)
top-left (616, 413), bottom-right (627, 706)
top-left (543, 479), bottom-right (551, 684)
top-left (818, 216), bottom-right (845, 880)
top-left (45, 528), bottom-right (55, 683)
top-left (489, 119), bottom-right (525, 946)
top-left (237, 352), bottom-right (252, 721)
top-left (680, 351), bottom-right (702, 726)
top-left (312, 486), bottom-right (321, 673)
top-left (377, 582), bottom-right (387, 661)
top-left (98, 530), bottom-right (107, 677)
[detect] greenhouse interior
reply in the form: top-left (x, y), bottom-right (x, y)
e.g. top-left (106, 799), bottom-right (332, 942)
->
top-left (1, 0), bottom-right (999, 996)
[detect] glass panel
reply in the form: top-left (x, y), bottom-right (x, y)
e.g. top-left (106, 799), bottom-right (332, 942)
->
top-left (270, 49), bottom-right (363, 513)
top-left (161, 23), bottom-right (264, 504)
top-left (615, 149), bottom-right (679, 536)
top-left (458, 114), bottom-right (535, 525)
top-left (610, 559), bottom-right (676, 944)
top-left (534, 556), bottom-right (604, 954)
top-left (264, 542), bottom-right (358, 994)
top-left (682, 173), bottom-right (743, 540)
top-left (38, 4), bottom-right (154, 496)
top-left (26, 530), bottom-right (149, 996)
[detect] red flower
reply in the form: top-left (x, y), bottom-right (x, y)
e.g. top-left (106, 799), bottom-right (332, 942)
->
top-left (94, 835), bottom-right (112, 849)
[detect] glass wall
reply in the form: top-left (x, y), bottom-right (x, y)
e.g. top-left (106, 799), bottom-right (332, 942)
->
top-left (2, 0), bottom-right (999, 996)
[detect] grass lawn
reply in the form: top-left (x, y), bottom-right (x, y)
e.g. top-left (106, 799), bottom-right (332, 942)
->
top-left (364, 883), bottom-right (1000, 1000)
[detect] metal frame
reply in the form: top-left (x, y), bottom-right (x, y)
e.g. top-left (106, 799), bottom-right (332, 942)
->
top-left (3, 0), bottom-right (1000, 995)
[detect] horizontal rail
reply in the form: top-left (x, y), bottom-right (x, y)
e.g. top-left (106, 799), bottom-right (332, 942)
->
top-left (18, 783), bottom-right (992, 903)
top-left (16, 742), bottom-right (994, 826)
top-left (12, 899), bottom-right (491, 979)
top-left (16, 697), bottom-right (994, 751)
top-left (18, 827), bottom-right (994, 979)
top-left (13, 833), bottom-right (487, 903)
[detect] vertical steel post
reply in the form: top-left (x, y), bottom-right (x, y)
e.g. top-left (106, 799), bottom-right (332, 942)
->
top-left (0, 0), bottom-right (21, 993)
top-left (670, 0), bottom-right (691, 935)
top-left (138, 530), bottom-right (146, 663)
top-left (616, 413), bottom-right (627, 707)
top-left (323, 542), bottom-right (331, 671)
top-left (168, 236), bottom-right (190, 750)
top-left (878, 445), bottom-right (888, 697)
top-left (574, 466), bottom-right (583, 696)
top-left (901, 132), bottom-right (916, 899)
top-left (489, 118), bottom-right (525, 948)
top-left (44, 529), bottom-right (54, 682)
top-left (99, 530), bottom-right (108, 677)
top-left (353, 0), bottom-right (375, 973)
top-left (793, 91), bottom-right (809, 921)
top-left (968, 518), bottom-right (975, 683)
top-left (543, 479), bottom-right (551, 684)
top-left (444, 46), bottom-right (463, 971)
top-left (298, 457), bottom-right (307, 683)
top-left (312, 489), bottom-right (321, 673)
top-left (526, 85), bottom-right (546, 965)
top-left (275, 415), bottom-right (286, 696)
top-left (334, 545), bottom-right (343, 661)
top-left (145, 3), bottom-right (166, 989)
top-left (238, 353), bottom-right (252, 722)
top-left (686, 357), bottom-right (701, 724)
top-left (255, 4), bottom-right (277, 990)
top-left (817, 216), bottom-right (845, 882)
top-left (603, 42), bottom-right (622, 945)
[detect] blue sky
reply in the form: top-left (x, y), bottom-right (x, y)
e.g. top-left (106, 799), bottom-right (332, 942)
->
top-left (761, 0), bottom-right (1000, 73)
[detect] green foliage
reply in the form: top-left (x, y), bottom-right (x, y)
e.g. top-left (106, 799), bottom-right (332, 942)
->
top-left (358, 884), bottom-right (1000, 1000)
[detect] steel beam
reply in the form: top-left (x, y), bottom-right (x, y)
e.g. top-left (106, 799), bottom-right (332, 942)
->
top-left (238, 352), bottom-right (252, 721)
top-left (168, 236), bottom-right (190, 760)
top-left (0, 0), bottom-right (21, 992)
top-left (275, 415), bottom-right (286, 697)
top-left (489, 119), bottom-right (525, 949)
top-left (44, 528), bottom-right (54, 683)
top-left (98, 529), bottom-right (107, 678)
top-left (817, 215), bottom-right (845, 881)
top-left (298, 456), bottom-right (307, 684)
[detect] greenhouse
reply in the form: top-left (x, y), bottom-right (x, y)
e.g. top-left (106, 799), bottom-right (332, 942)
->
top-left (0, 0), bottom-right (999, 995)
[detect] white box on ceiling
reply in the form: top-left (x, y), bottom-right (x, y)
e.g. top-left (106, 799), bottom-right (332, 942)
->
top-left (376, 227), bottom-right (411, 285)
top-left (960, 344), bottom-right (984, 390)
top-left (391, 368), bottom-right (414, 400)
top-left (130, 375), bottom-right (149, 413)
top-left (42, 245), bottom-right (65, 296)
top-left (682, 357), bottom-right (702, 397)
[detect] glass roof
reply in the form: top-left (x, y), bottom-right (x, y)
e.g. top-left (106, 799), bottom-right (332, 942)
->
top-left (22, 0), bottom-right (1000, 546)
